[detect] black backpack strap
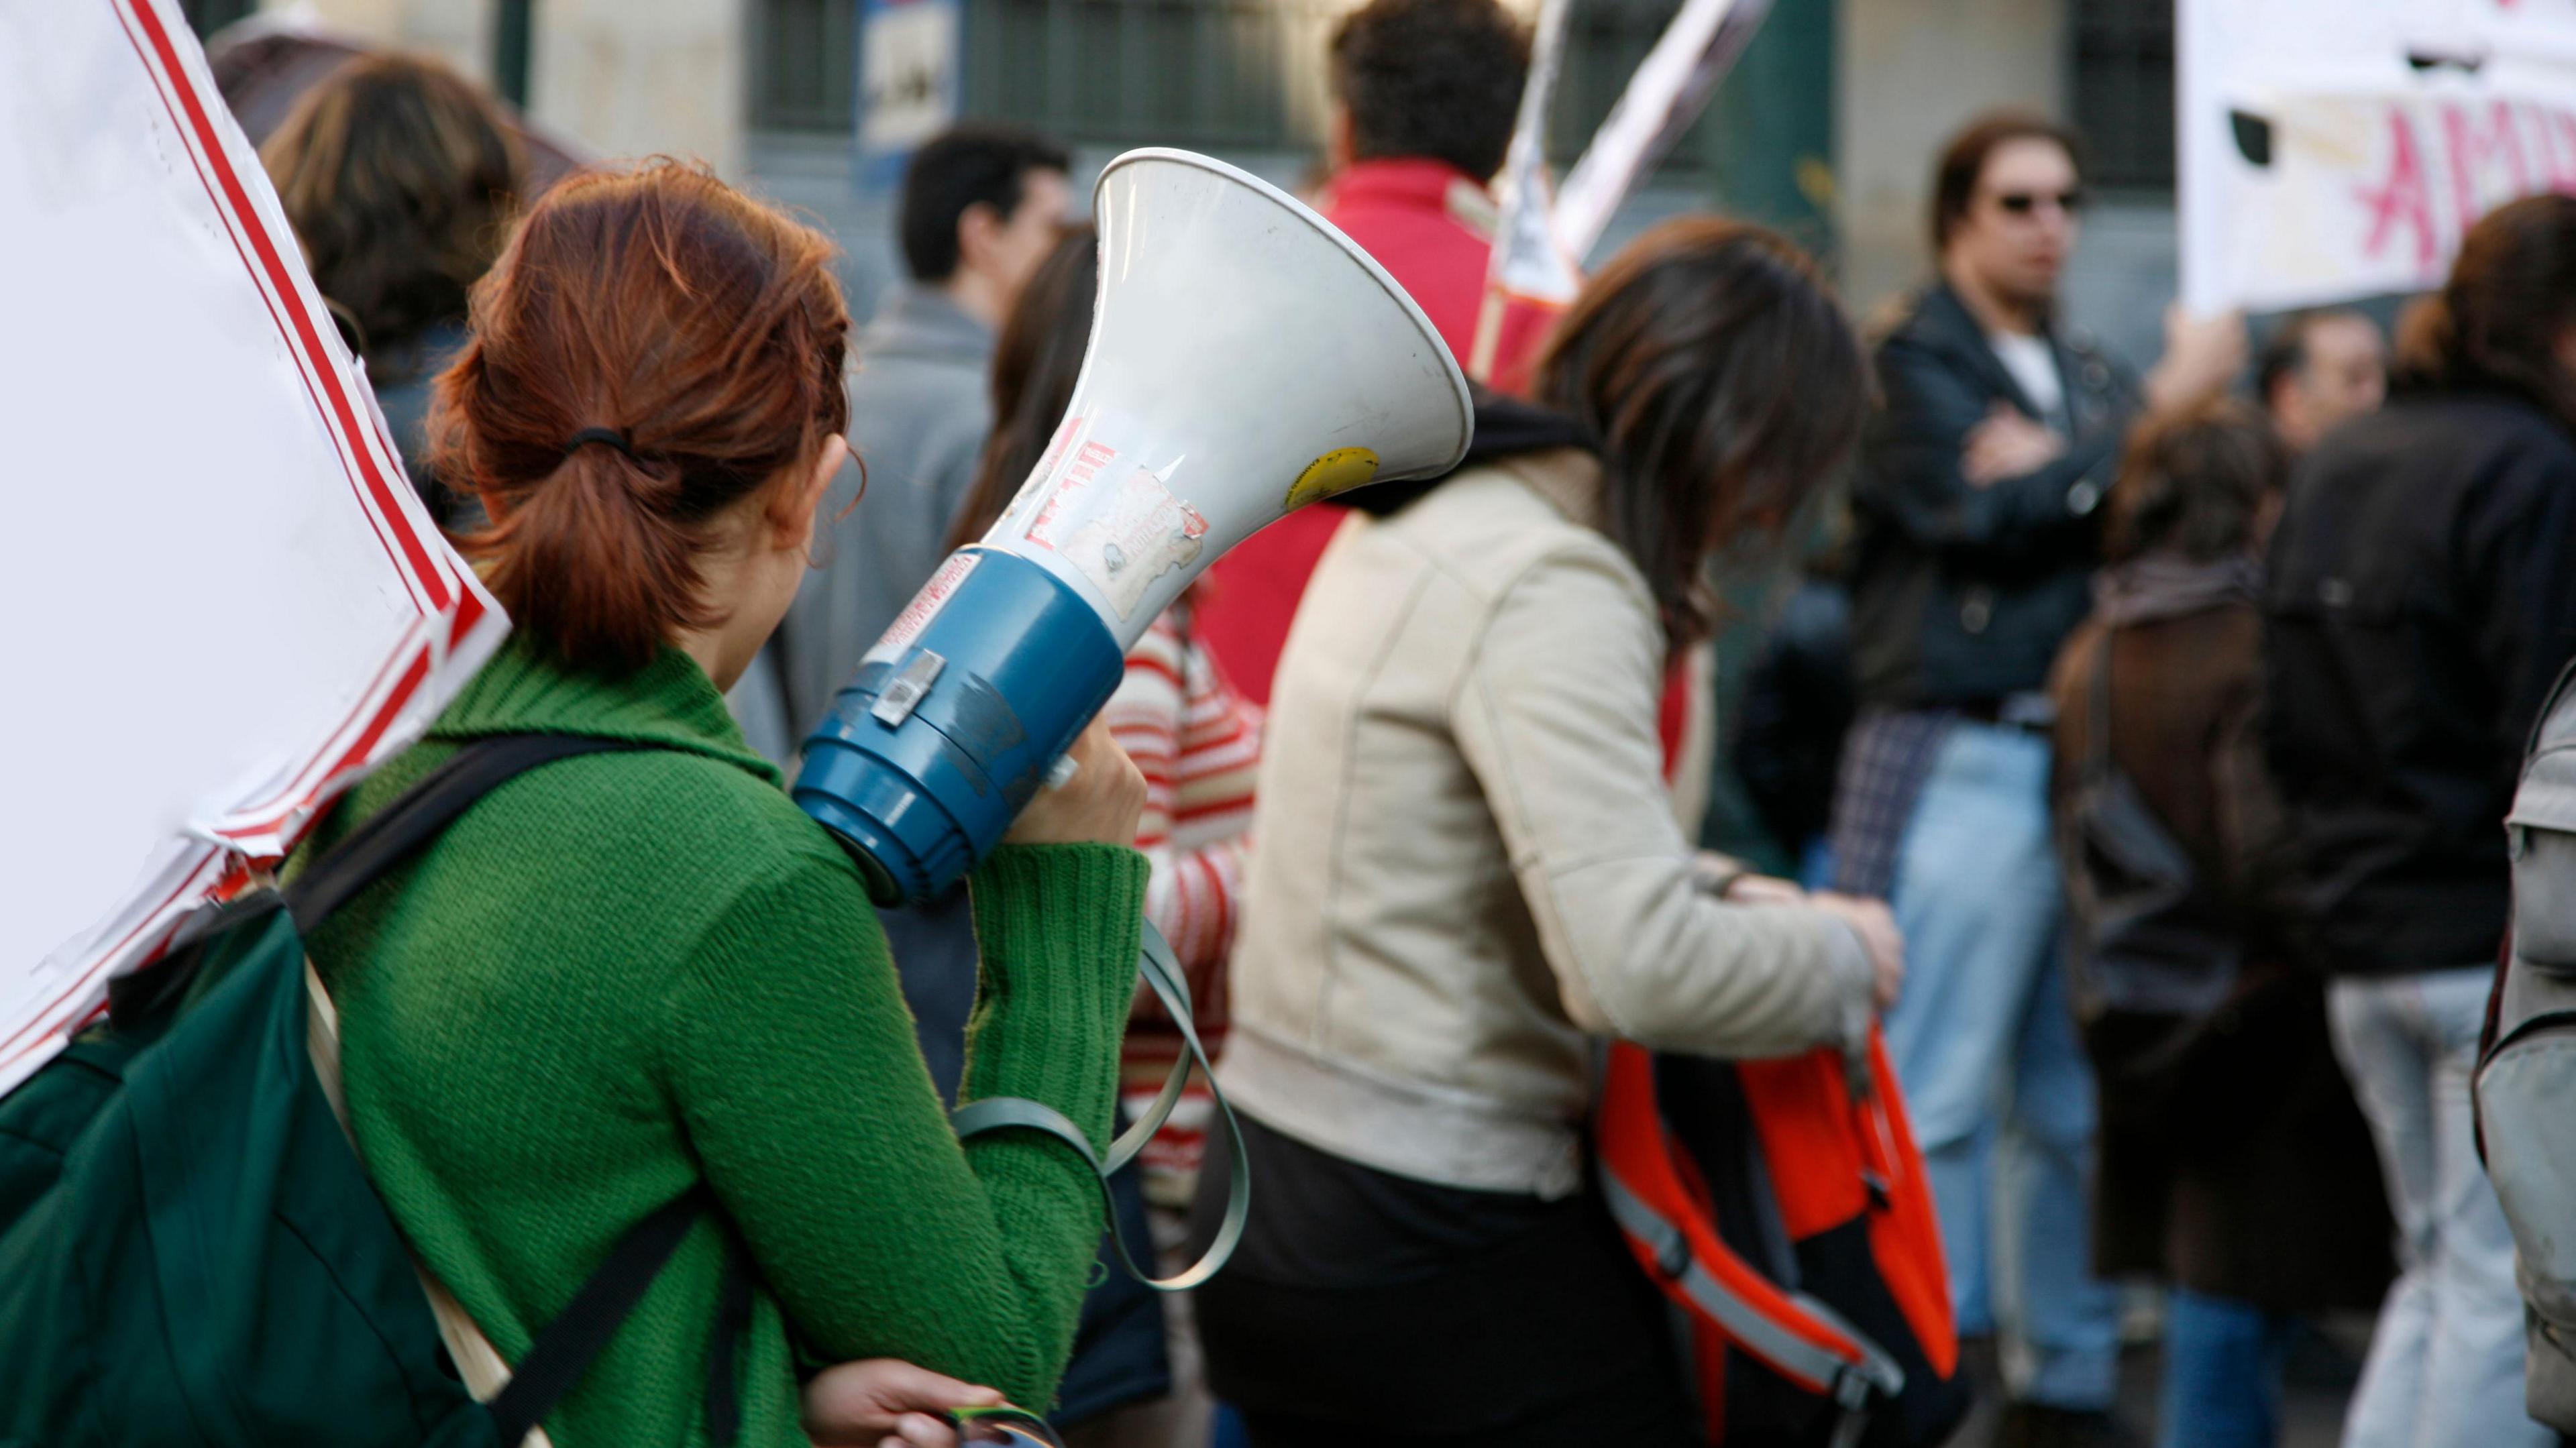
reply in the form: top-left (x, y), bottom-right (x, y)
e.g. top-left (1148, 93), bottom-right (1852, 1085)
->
top-left (2082, 623), bottom-right (2117, 789)
top-left (484, 1186), bottom-right (718, 1444)
top-left (287, 732), bottom-right (757, 1443)
top-left (286, 734), bottom-right (643, 932)
top-left (704, 1230), bottom-right (757, 1442)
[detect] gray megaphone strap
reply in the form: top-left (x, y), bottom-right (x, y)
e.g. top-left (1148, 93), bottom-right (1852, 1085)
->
top-left (949, 920), bottom-right (1248, 1291)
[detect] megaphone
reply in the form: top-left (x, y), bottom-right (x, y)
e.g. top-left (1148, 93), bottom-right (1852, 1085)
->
top-left (796, 148), bottom-right (1474, 904)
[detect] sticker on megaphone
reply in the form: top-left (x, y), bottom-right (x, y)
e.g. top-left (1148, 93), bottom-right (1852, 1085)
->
top-left (1020, 435), bottom-right (1209, 619)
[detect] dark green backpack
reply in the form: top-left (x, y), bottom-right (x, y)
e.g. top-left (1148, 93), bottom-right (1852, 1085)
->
top-left (0, 734), bottom-right (745, 1448)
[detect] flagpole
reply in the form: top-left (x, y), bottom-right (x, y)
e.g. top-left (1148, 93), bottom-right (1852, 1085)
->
top-left (1468, 0), bottom-right (1572, 384)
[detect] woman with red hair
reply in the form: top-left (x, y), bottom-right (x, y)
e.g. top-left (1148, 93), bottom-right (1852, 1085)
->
top-left (299, 160), bottom-right (1148, 1448)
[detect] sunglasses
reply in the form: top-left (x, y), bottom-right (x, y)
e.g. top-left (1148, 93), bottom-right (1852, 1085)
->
top-left (1992, 188), bottom-right (2086, 216)
top-left (943, 1406), bottom-right (1069, 1447)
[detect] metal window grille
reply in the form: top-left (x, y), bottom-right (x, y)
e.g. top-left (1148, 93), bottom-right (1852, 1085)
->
top-left (963, 0), bottom-right (1348, 150)
top-left (2069, 0), bottom-right (2173, 192)
top-left (753, 0), bottom-right (863, 133)
top-left (181, 0), bottom-right (256, 38)
top-left (747, 0), bottom-right (1705, 177)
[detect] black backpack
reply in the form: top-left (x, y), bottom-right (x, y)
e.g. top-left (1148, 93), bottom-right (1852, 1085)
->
top-left (0, 734), bottom-right (747, 1448)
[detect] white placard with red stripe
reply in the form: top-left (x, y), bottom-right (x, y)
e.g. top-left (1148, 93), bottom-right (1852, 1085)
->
top-left (2179, 0), bottom-right (2576, 312)
top-left (0, 0), bottom-right (506, 1095)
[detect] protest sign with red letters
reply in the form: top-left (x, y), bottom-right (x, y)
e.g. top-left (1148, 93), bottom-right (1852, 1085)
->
top-left (2180, 0), bottom-right (2576, 312)
top-left (0, 0), bottom-right (504, 1095)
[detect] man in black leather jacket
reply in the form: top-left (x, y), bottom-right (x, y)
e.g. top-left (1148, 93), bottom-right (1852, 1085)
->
top-left (1827, 111), bottom-right (2242, 1448)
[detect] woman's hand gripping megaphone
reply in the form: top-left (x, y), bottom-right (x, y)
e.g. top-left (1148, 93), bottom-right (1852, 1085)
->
top-left (1001, 719), bottom-right (1145, 847)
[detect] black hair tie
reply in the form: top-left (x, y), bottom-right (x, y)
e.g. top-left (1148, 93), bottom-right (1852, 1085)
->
top-left (564, 426), bottom-right (637, 459)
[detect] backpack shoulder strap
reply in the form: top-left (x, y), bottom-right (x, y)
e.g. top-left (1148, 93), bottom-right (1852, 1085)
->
top-left (290, 731), bottom-right (753, 1445)
top-left (287, 734), bottom-right (643, 932)
top-left (482, 1184), bottom-right (720, 1445)
top-left (2082, 624), bottom-right (2117, 787)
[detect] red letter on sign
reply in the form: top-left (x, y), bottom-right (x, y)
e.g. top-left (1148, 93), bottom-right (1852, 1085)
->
top-left (2443, 99), bottom-right (2531, 234)
top-left (2540, 105), bottom-right (2576, 193)
top-left (2356, 105), bottom-right (2440, 274)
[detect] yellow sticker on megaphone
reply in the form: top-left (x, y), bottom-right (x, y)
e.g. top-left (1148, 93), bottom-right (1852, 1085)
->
top-left (1286, 447), bottom-right (1380, 510)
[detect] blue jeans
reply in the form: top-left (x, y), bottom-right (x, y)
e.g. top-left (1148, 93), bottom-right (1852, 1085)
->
top-left (2328, 968), bottom-right (2549, 1448)
top-left (1882, 722), bottom-right (2119, 1409)
top-left (2160, 1289), bottom-right (2292, 1448)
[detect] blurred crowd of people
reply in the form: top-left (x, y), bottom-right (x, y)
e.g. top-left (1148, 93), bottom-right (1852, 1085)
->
top-left (237, 3), bottom-right (2576, 1448)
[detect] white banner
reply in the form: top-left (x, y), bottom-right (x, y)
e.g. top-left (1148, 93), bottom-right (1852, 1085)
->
top-left (2180, 0), bottom-right (2576, 311)
top-left (0, 0), bottom-right (504, 1094)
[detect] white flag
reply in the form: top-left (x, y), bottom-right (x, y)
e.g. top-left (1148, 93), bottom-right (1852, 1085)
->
top-left (1470, 0), bottom-right (1580, 380)
top-left (1554, 0), bottom-right (1774, 264)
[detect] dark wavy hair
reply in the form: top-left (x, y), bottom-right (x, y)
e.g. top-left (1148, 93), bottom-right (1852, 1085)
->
top-left (947, 225), bottom-right (1100, 550)
top-left (262, 53), bottom-right (523, 362)
top-left (1532, 217), bottom-right (1868, 652)
top-left (2392, 192), bottom-right (2576, 431)
top-left (1330, 0), bottom-right (1529, 181)
top-left (2104, 399), bottom-right (2287, 565)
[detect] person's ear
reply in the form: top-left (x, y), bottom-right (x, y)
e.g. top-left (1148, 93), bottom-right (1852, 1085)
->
top-left (773, 434), bottom-right (849, 557)
top-left (1327, 103), bottom-right (1355, 173)
top-left (956, 201), bottom-right (1002, 279)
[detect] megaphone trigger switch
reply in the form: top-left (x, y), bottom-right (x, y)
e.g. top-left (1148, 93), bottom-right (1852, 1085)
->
top-left (869, 650), bottom-right (946, 728)
top-left (1287, 447), bottom-right (1381, 510)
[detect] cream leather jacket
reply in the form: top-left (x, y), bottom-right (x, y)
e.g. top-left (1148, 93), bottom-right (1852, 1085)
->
top-left (1219, 449), bottom-right (1874, 1199)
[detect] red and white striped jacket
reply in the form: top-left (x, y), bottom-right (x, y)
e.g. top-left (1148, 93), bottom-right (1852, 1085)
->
top-left (1103, 603), bottom-right (1260, 1206)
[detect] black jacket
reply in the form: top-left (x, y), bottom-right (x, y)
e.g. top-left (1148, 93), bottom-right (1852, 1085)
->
top-left (2263, 392), bottom-right (2576, 975)
top-left (1849, 284), bottom-right (2139, 706)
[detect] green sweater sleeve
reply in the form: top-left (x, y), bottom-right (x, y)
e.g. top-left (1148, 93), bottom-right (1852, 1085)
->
top-left (656, 840), bottom-right (1146, 1410)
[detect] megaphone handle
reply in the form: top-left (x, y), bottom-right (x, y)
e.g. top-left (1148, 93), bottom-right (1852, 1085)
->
top-left (948, 920), bottom-right (1249, 1292)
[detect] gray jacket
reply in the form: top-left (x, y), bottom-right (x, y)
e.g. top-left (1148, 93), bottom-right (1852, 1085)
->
top-left (773, 282), bottom-right (995, 732)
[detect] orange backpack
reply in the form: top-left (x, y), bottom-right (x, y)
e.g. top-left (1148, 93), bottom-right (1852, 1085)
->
top-left (1607, 662), bottom-right (1966, 1447)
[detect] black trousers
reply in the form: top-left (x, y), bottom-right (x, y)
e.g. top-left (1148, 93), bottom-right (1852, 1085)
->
top-left (1190, 1117), bottom-right (1697, 1447)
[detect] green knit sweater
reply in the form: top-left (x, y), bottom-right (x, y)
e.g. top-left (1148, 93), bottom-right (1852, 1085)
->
top-left (299, 638), bottom-right (1147, 1447)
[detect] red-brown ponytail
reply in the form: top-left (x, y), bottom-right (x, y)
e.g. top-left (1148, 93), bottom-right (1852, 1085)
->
top-left (431, 159), bottom-right (851, 674)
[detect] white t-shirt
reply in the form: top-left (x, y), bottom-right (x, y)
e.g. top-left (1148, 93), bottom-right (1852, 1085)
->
top-left (1988, 331), bottom-right (2065, 433)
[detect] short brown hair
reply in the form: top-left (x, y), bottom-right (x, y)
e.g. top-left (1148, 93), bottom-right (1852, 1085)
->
top-left (2392, 191), bottom-right (2576, 431)
top-left (1532, 217), bottom-right (1868, 651)
top-left (262, 54), bottom-right (523, 360)
top-left (432, 161), bottom-right (852, 675)
top-left (1929, 109), bottom-right (2082, 254)
top-left (1330, 0), bottom-right (1529, 181)
top-left (2105, 399), bottom-right (2287, 565)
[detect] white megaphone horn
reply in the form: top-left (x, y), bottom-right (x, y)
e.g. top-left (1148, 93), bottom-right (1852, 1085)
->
top-left (796, 148), bottom-right (1474, 903)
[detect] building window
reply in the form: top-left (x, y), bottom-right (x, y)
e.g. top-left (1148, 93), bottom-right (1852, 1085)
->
top-left (2070, 0), bottom-right (2174, 191)
top-left (750, 0), bottom-right (1697, 170)
top-left (753, 0), bottom-right (862, 133)
top-left (964, 0), bottom-right (1350, 152)
top-left (181, 0), bottom-right (256, 38)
